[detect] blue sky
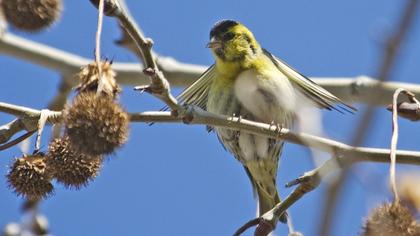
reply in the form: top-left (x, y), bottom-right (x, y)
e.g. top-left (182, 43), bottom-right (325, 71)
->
top-left (1, 1), bottom-right (420, 235)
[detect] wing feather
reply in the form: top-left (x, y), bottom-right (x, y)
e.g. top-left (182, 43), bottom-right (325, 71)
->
top-left (263, 49), bottom-right (356, 113)
top-left (162, 64), bottom-right (215, 111)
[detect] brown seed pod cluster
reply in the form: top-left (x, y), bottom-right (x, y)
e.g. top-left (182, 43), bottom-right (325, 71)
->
top-left (64, 92), bottom-right (129, 156)
top-left (47, 136), bottom-right (102, 189)
top-left (362, 202), bottom-right (420, 236)
top-left (7, 153), bottom-right (53, 199)
top-left (5, 62), bottom-right (129, 198)
top-left (1, 0), bottom-right (62, 32)
top-left (65, 61), bottom-right (129, 156)
top-left (75, 61), bottom-right (121, 97)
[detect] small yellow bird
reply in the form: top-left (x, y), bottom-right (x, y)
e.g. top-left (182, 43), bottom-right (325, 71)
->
top-left (176, 20), bottom-right (355, 222)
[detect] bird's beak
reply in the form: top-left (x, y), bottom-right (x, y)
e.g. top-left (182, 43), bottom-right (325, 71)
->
top-left (206, 37), bottom-right (222, 49)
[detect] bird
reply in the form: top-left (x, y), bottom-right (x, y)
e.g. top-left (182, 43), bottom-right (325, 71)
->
top-left (173, 20), bottom-right (355, 222)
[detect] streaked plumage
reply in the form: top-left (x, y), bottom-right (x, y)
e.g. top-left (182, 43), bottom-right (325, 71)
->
top-left (175, 20), bottom-right (355, 221)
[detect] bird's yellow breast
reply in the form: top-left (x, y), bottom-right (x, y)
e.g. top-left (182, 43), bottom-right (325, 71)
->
top-left (213, 52), bottom-right (275, 85)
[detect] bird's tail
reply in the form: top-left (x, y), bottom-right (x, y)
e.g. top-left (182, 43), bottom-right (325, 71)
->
top-left (255, 180), bottom-right (287, 223)
top-left (244, 164), bottom-right (287, 223)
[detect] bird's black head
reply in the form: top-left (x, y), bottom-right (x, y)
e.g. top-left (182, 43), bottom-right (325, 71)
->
top-left (209, 20), bottom-right (239, 39)
top-left (207, 19), bottom-right (259, 62)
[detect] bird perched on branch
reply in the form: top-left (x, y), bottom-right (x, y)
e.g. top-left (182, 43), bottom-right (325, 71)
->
top-left (176, 20), bottom-right (355, 222)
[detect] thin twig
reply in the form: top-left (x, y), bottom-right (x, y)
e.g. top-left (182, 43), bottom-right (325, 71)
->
top-left (389, 89), bottom-right (420, 201)
top-left (0, 130), bottom-right (36, 151)
top-left (390, 89), bottom-right (404, 201)
top-left (235, 171), bottom-right (321, 236)
top-left (386, 102), bottom-right (420, 121)
top-left (95, 0), bottom-right (105, 95)
top-left (232, 218), bottom-right (261, 236)
top-left (286, 212), bottom-right (301, 236)
top-left (34, 110), bottom-right (49, 152)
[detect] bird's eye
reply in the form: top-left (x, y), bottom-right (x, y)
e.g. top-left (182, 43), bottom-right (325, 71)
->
top-left (223, 32), bottom-right (235, 41)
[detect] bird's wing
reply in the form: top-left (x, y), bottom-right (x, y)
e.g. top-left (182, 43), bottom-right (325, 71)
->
top-left (263, 49), bottom-right (356, 113)
top-left (162, 64), bottom-right (216, 111)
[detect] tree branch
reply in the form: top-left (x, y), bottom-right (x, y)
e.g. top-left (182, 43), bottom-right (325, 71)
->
top-left (0, 32), bottom-right (206, 87)
top-left (1, 102), bottom-right (420, 167)
top-left (0, 102), bottom-right (61, 144)
top-left (89, 0), bottom-right (179, 110)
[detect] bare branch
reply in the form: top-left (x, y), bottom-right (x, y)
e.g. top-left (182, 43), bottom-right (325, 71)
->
top-left (386, 102), bottom-right (420, 121)
top-left (89, 0), bottom-right (179, 110)
top-left (233, 218), bottom-right (261, 236)
top-left (390, 89), bottom-right (405, 202)
top-left (0, 103), bottom-right (61, 145)
top-left (389, 89), bottom-right (420, 202)
top-left (0, 32), bottom-right (205, 87)
top-left (1, 102), bottom-right (420, 167)
top-left (0, 130), bottom-right (36, 151)
top-left (94, 0), bottom-right (105, 95)
top-left (0, 119), bottom-right (36, 144)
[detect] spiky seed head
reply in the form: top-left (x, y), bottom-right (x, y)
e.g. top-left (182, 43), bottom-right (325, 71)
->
top-left (64, 92), bottom-right (129, 156)
top-left (362, 202), bottom-right (420, 236)
top-left (47, 136), bottom-right (102, 189)
top-left (7, 153), bottom-right (53, 199)
top-left (75, 61), bottom-right (121, 97)
top-left (1, 0), bottom-right (62, 32)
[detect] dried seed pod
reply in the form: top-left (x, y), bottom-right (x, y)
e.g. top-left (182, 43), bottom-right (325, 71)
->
top-left (1, 0), bottom-right (62, 32)
top-left (7, 153), bottom-right (53, 199)
top-left (64, 92), bottom-right (129, 156)
top-left (47, 136), bottom-right (102, 188)
top-left (362, 202), bottom-right (420, 236)
top-left (75, 61), bottom-right (121, 97)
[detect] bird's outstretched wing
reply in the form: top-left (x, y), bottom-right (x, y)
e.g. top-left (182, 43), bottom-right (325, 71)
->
top-left (162, 64), bottom-right (216, 111)
top-left (263, 49), bottom-right (356, 113)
